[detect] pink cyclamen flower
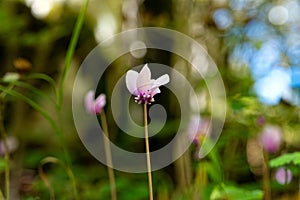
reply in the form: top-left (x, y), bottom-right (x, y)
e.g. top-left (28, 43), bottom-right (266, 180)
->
top-left (84, 90), bottom-right (106, 114)
top-left (260, 125), bottom-right (282, 153)
top-left (275, 167), bottom-right (292, 185)
top-left (187, 115), bottom-right (211, 146)
top-left (0, 136), bottom-right (19, 156)
top-left (126, 64), bottom-right (170, 104)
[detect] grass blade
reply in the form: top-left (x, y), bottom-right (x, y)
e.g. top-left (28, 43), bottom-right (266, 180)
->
top-left (58, 0), bottom-right (90, 107)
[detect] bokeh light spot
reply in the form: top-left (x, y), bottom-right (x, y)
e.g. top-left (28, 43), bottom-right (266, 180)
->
top-left (268, 5), bottom-right (289, 25)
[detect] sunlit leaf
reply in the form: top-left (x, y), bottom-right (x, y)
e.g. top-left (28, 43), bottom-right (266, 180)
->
top-left (210, 184), bottom-right (263, 200)
top-left (269, 152), bottom-right (300, 167)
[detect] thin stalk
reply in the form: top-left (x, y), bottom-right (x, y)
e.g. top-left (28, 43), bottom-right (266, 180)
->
top-left (143, 104), bottom-right (153, 200)
top-left (0, 84), bottom-right (75, 197)
top-left (48, 1), bottom-right (89, 197)
top-left (39, 157), bottom-right (79, 200)
top-left (262, 151), bottom-right (271, 200)
top-left (0, 85), bottom-right (14, 200)
top-left (58, 0), bottom-right (89, 107)
top-left (0, 100), bottom-right (10, 200)
top-left (298, 175), bottom-right (300, 200)
top-left (100, 111), bottom-right (117, 200)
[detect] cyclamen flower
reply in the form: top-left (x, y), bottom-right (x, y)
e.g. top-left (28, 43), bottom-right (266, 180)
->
top-left (84, 90), bottom-right (106, 114)
top-left (275, 167), bottom-right (292, 185)
top-left (259, 125), bottom-right (282, 153)
top-left (125, 64), bottom-right (170, 104)
top-left (187, 115), bottom-right (211, 146)
top-left (0, 136), bottom-right (19, 156)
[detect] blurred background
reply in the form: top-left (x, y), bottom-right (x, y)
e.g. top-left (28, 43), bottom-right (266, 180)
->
top-left (0, 0), bottom-right (300, 199)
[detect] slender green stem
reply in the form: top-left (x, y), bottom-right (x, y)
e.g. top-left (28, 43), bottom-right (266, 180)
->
top-left (100, 111), bottom-right (117, 200)
top-left (262, 151), bottom-right (271, 200)
top-left (0, 189), bottom-right (4, 199)
top-left (0, 84), bottom-right (74, 198)
top-left (0, 99), bottom-right (10, 200)
top-left (39, 157), bottom-right (79, 200)
top-left (24, 3), bottom-right (89, 199)
top-left (65, 164), bottom-right (79, 200)
top-left (143, 104), bottom-right (153, 200)
top-left (298, 175), bottom-right (300, 200)
top-left (0, 85), bottom-right (14, 200)
top-left (58, 0), bottom-right (89, 108)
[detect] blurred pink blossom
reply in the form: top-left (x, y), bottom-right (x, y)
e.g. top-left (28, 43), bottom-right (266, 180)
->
top-left (187, 115), bottom-right (211, 146)
top-left (259, 125), bottom-right (282, 153)
top-left (126, 64), bottom-right (169, 104)
top-left (256, 115), bottom-right (266, 126)
top-left (275, 167), bottom-right (292, 185)
top-left (84, 90), bottom-right (106, 114)
top-left (0, 136), bottom-right (19, 156)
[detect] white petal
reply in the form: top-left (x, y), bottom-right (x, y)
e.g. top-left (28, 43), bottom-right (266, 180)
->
top-left (155, 74), bottom-right (170, 86)
top-left (139, 80), bottom-right (155, 93)
top-left (152, 87), bottom-right (161, 95)
top-left (126, 70), bottom-right (139, 94)
top-left (137, 64), bottom-right (151, 90)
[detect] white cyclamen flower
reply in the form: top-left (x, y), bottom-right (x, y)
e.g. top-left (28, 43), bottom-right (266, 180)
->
top-left (126, 64), bottom-right (170, 104)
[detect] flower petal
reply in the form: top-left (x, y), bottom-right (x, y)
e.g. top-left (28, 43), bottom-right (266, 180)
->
top-left (139, 80), bottom-right (156, 94)
top-left (95, 93), bottom-right (106, 112)
top-left (155, 74), bottom-right (170, 86)
top-left (137, 64), bottom-right (152, 91)
top-left (84, 90), bottom-right (95, 114)
top-left (152, 87), bottom-right (161, 95)
top-left (126, 70), bottom-right (139, 94)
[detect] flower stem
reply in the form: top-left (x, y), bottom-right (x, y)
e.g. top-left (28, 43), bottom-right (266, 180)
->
top-left (100, 111), bottom-right (117, 200)
top-left (262, 151), bottom-right (271, 200)
top-left (0, 97), bottom-right (10, 200)
top-left (143, 104), bottom-right (153, 200)
top-left (298, 175), bottom-right (300, 200)
top-left (39, 157), bottom-right (79, 200)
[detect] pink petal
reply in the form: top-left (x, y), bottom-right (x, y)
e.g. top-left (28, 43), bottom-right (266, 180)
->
top-left (95, 94), bottom-right (106, 107)
top-left (275, 167), bottom-right (292, 184)
top-left (260, 125), bottom-right (282, 153)
top-left (84, 90), bottom-right (95, 114)
top-left (94, 93), bottom-right (106, 113)
top-left (126, 70), bottom-right (139, 94)
top-left (155, 74), bottom-right (170, 86)
top-left (137, 64), bottom-right (152, 91)
top-left (0, 136), bottom-right (19, 156)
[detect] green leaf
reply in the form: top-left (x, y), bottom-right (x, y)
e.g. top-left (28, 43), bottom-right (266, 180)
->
top-left (58, 0), bottom-right (90, 107)
top-left (0, 85), bottom-right (59, 135)
top-left (9, 80), bottom-right (57, 106)
top-left (210, 184), bottom-right (263, 200)
top-left (269, 152), bottom-right (300, 167)
top-left (25, 73), bottom-right (58, 97)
